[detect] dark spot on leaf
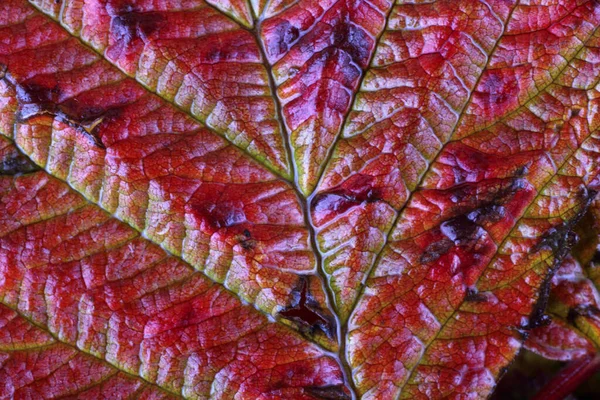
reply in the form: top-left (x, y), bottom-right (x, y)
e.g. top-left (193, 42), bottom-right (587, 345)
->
top-left (1, 72), bottom-right (110, 149)
top-left (312, 175), bottom-right (382, 215)
top-left (423, 175), bottom-right (526, 262)
top-left (440, 214), bottom-right (483, 245)
top-left (266, 19), bottom-right (299, 58)
top-left (420, 238), bottom-right (453, 264)
top-left (514, 164), bottom-right (529, 178)
top-left (332, 15), bottom-right (370, 67)
top-left (0, 151), bottom-right (38, 175)
top-left (592, 250), bottom-right (600, 264)
top-left (188, 201), bottom-right (247, 231)
top-left (535, 224), bottom-right (579, 255)
top-left (570, 107), bottom-right (582, 117)
top-left (553, 122), bottom-right (563, 133)
top-left (238, 229), bottom-right (256, 251)
top-left (527, 190), bottom-right (597, 330)
top-left (305, 384), bottom-right (350, 400)
top-left (568, 305), bottom-right (600, 324)
top-left (279, 276), bottom-right (336, 339)
top-left (109, 5), bottom-right (164, 45)
top-left (465, 287), bottom-right (488, 303)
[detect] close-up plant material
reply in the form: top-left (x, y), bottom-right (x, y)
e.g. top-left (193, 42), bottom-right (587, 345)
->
top-left (1, 0), bottom-right (600, 399)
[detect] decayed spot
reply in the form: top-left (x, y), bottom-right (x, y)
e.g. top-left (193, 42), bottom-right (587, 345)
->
top-left (526, 189), bottom-right (598, 330)
top-left (305, 384), bottom-right (351, 400)
top-left (0, 149), bottom-right (38, 175)
top-left (0, 135), bottom-right (38, 175)
top-left (1, 67), bottom-right (113, 149)
top-left (186, 201), bottom-right (247, 233)
top-left (279, 276), bottom-right (336, 339)
top-left (421, 175), bottom-right (527, 265)
top-left (311, 175), bottom-right (383, 218)
top-left (107, 3), bottom-right (165, 45)
top-left (464, 287), bottom-right (488, 303)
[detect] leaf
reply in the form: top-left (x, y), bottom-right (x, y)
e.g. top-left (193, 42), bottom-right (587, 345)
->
top-left (0, 162), bottom-right (345, 397)
top-left (2, 0), bottom-right (600, 399)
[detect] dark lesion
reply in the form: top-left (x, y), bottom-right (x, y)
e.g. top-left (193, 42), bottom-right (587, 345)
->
top-left (107, 3), bottom-right (165, 45)
top-left (421, 173), bottom-right (528, 264)
top-left (464, 287), bottom-right (489, 303)
top-left (523, 188), bottom-right (599, 331)
top-left (279, 276), bottom-right (337, 340)
top-left (0, 64), bottom-right (118, 149)
top-left (305, 384), bottom-right (351, 400)
top-left (568, 304), bottom-right (600, 324)
top-left (0, 148), bottom-right (39, 175)
top-left (311, 175), bottom-right (383, 216)
top-left (238, 229), bottom-right (256, 251)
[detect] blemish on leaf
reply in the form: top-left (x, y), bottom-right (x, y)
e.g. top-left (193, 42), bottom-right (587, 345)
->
top-left (420, 238), bottom-right (453, 264)
top-left (266, 19), bottom-right (299, 59)
top-left (187, 201), bottom-right (247, 232)
top-left (480, 70), bottom-right (518, 108)
top-left (0, 150), bottom-right (38, 175)
top-left (527, 190), bottom-right (597, 330)
top-left (465, 287), bottom-right (488, 303)
top-left (440, 214), bottom-right (482, 245)
top-left (109, 5), bottom-right (164, 45)
top-left (279, 277), bottom-right (336, 339)
top-left (332, 14), bottom-right (370, 67)
top-left (2, 71), bottom-right (112, 149)
top-left (423, 175), bottom-right (526, 263)
top-left (305, 384), bottom-right (350, 400)
top-left (592, 250), bottom-right (600, 264)
top-left (238, 229), bottom-right (256, 251)
top-left (312, 175), bottom-right (382, 216)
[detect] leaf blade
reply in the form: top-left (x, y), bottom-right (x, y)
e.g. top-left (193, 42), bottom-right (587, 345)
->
top-left (0, 0), bottom-right (336, 349)
top-left (0, 165), bottom-right (346, 398)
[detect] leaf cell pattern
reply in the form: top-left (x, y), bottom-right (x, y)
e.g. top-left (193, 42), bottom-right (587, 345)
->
top-left (1, 0), bottom-right (600, 399)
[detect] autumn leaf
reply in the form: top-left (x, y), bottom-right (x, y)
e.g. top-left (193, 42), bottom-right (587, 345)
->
top-left (1, 0), bottom-right (600, 399)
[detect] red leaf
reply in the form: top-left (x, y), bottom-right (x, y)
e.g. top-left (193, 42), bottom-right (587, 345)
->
top-left (2, 0), bottom-right (600, 398)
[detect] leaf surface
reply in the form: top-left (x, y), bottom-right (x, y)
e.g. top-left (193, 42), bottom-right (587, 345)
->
top-left (0, 157), bottom-right (345, 397)
top-left (2, 0), bottom-right (600, 399)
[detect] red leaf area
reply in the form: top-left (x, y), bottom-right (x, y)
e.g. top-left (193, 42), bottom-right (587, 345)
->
top-left (1, 0), bottom-right (600, 399)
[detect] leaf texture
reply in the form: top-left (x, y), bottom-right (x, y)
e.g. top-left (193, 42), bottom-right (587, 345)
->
top-left (0, 0), bottom-right (341, 350)
top-left (345, 1), bottom-right (600, 398)
top-left (2, 0), bottom-right (600, 399)
top-left (0, 163), bottom-right (345, 398)
top-left (0, 304), bottom-right (175, 399)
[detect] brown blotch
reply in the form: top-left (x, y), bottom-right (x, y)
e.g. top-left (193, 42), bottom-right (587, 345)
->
top-left (592, 250), bottom-right (600, 264)
top-left (305, 385), bottom-right (350, 400)
top-left (422, 175), bottom-right (526, 264)
top-left (279, 276), bottom-right (336, 339)
top-left (420, 238), bottom-right (453, 264)
top-left (187, 201), bottom-right (247, 232)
